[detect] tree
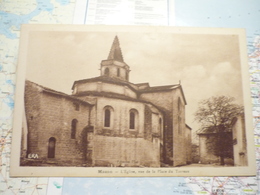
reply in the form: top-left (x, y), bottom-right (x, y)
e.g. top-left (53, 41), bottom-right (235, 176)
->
top-left (195, 96), bottom-right (244, 165)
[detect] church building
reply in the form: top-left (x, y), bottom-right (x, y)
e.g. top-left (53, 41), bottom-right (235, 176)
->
top-left (22, 36), bottom-right (192, 167)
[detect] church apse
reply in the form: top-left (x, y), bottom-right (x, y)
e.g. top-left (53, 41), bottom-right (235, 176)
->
top-left (22, 36), bottom-right (191, 168)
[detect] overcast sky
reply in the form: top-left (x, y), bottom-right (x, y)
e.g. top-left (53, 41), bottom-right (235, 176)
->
top-left (25, 27), bottom-right (247, 133)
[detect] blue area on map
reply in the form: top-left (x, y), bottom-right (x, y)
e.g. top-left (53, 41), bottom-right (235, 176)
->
top-left (6, 80), bottom-right (13, 85)
top-left (175, 0), bottom-right (260, 41)
top-left (0, 0), bottom-right (54, 39)
top-left (0, 64), bottom-right (3, 71)
top-left (3, 96), bottom-right (14, 109)
top-left (63, 177), bottom-right (193, 195)
top-left (55, 0), bottom-right (70, 6)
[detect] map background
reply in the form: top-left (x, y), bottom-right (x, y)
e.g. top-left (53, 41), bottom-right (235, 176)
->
top-left (0, 0), bottom-right (260, 194)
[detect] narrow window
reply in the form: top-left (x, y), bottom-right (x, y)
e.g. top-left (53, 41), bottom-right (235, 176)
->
top-left (48, 137), bottom-right (56, 158)
top-left (130, 112), bottom-right (135, 129)
top-left (71, 119), bottom-right (78, 139)
top-left (129, 109), bottom-right (138, 130)
top-left (104, 67), bottom-right (109, 76)
top-left (117, 68), bottom-right (120, 77)
top-left (103, 106), bottom-right (114, 128)
top-left (104, 109), bottom-right (111, 127)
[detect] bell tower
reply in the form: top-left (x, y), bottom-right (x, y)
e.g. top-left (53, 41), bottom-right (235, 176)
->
top-left (100, 36), bottom-right (130, 81)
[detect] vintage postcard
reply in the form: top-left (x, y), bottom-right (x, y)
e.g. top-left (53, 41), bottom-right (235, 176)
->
top-left (10, 24), bottom-right (256, 177)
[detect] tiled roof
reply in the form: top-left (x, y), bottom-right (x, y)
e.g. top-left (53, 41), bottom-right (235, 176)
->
top-left (186, 124), bottom-right (192, 130)
top-left (138, 84), bottom-right (179, 92)
top-left (72, 76), bottom-right (187, 105)
top-left (107, 36), bottom-right (124, 62)
top-left (138, 84), bottom-right (187, 105)
top-left (72, 76), bottom-right (138, 91)
top-left (135, 82), bottom-right (149, 87)
top-left (74, 91), bottom-right (138, 101)
top-left (26, 80), bottom-right (93, 106)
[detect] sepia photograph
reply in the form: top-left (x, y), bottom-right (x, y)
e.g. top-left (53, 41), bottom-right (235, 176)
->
top-left (10, 25), bottom-right (256, 177)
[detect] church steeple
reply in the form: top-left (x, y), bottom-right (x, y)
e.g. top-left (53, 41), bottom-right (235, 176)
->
top-left (107, 36), bottom-right (124, 62)
top-left (100, 36), bottom-right (130, 81)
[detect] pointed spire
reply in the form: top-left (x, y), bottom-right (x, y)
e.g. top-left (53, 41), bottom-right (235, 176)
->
top-left (107, 36), bottom-right (124, 62)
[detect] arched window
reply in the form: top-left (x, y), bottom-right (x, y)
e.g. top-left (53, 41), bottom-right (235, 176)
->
top-left (104, 67), bottom-right (109, 76)
top-left (130, 112), bottom-right (135, 129)
top-left (104, 106), bottom-right (114, 128)
top-left (71, 119), bottom-right (78, 139)
top-left (104, 109), bottom-right (111, 127)
top-left (48, 137), bottom-right (56, 158)
top-left (129, 109), bottom-right (138, 130)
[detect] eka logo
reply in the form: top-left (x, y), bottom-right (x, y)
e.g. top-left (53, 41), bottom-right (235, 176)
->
top-left (28, 153), bottom-right (39, 159)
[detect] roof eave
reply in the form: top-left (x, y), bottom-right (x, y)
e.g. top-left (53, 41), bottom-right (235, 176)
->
top-left (42, 89), bottom-right (94, 106)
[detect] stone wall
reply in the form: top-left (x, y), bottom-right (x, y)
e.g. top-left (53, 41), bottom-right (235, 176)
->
top-left (171, 89), bottom-right (187, 166)
top-left (24, 81), bottom-right (42, 156)
top-left (199, 134), bottom-right (220, 164)
top-left (24, 80), bottom-right (191, 167)
top-left (144, 104), bottom-right (152, 141)
top-left (89, 96), bottom-right (163, 167)
top-left (93, 135), bottom-right (160, 167)
top-left (24, 81), bottom-right (92, 165)
top-left (139, 88), bottom-right (189, 166)
top-left (139, 91), bottom-right (173, 165)
top-left (140, 90), bottom-right (173, 111)
top-left (185, 125), bottom-right (192, 164)
top-left (95, 97), bottom-right (146, 136)
top-left (232, 116), bottom-right (247, 166)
